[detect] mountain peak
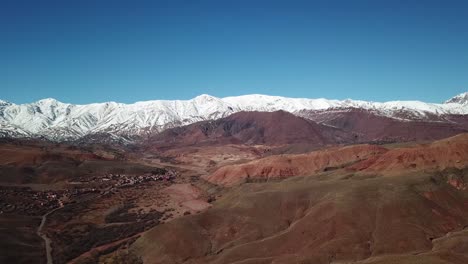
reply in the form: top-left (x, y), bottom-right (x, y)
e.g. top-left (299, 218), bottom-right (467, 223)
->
top-left (36, 98), bottom-right (61, 105)
top-left (192, 94), bottom-right (219, 102)
top-left (444, 92), bottom-right (468, 104)
top-left (0, 99), bottom-right (12, 106)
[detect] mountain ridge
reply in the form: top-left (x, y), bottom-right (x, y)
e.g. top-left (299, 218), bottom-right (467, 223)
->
top-left (1, 92), bottom-right (467, 141)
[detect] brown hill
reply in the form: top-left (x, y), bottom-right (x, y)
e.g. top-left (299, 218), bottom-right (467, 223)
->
top-left (350, 133), bottom-right (468, 175)
top-left (145, 111), bottom-right (355, 148)
top-left (204, 144), bottom-right (387, 186)
top-left (0, 140), bottom-right (154, 184)
top-left (298, 108), bottom-right (468, 143)
top-left (203, 134), bottom-right (468, 186)
top-left (0, 144), bottom-right (102, 167)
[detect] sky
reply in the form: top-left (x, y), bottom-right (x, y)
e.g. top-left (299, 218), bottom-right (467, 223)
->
top-left (1, 0), bottom-right (468, 104)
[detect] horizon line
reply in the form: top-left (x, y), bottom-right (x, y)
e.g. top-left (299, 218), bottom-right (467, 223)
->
top-left (1, 91), bottom-right (467, 106)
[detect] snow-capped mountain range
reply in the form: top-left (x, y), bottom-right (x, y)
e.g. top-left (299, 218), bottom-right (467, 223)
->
top-left (0, 93), bottom-right (467, 141)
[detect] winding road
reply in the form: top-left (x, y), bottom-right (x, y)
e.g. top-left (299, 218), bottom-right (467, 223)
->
top-left (37, 206), bottom-right (63, 264)
top-left (36, 193), bottom-right (100, 264)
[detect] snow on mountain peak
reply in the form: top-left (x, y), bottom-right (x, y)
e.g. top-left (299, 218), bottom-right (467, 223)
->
top-left (37, 98), bottom-right (62, 104)
top-left (192, 94), bottom-right (219, 103)
top-left (445, 92), bottom-right (468, 104)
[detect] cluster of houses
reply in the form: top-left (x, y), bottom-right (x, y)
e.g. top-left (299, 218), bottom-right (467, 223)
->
top-left (77, 170), bottom-right (178, 188)
top-left (0, 170), bottom-right (178, 216)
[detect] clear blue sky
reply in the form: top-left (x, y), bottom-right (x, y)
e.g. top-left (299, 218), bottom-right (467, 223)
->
top-left (1, 0), bottom-right (467, 104)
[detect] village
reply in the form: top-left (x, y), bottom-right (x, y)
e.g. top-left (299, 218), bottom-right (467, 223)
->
top-left (0, 169), bottom-right (178, 216)
top-left (75, 169), bottom-right (177, 187)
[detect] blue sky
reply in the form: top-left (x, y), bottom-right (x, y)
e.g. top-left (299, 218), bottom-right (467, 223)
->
top-left (1, 0), bottom-right (468, 104)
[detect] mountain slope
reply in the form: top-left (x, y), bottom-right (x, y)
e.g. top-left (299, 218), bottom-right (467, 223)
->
top-left (144, 111), bottom-right (354, 148)
top-left (297, 108), bottom-right (468, 143)
top-left (0, 93), bottom-right (467, 141)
